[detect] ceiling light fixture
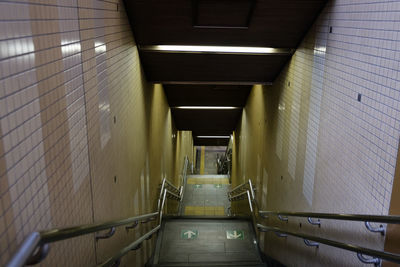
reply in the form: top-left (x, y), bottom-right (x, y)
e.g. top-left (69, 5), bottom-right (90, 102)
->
top-left (197, 136), bottom-right (231, 139)
top-left (174, 106), bottom-right (240, 110)
top-left (141, 45), bottom-right (294, 55)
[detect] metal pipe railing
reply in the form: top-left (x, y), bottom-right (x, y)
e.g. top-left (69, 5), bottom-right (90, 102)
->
top-left (228, 190), bottom-right (248, 201)
top-left (228, 179), bottom-right (400, 266)
top-left (7, 178), bottom-right (183, 267)
top-left (164, 179), bottom-right (180, 194)
top-left (99, 225), bottom-right (161, 267)
top-left (41, 213), bottom-right (159, 244)
top-left (6, 212), bottom-right (158, 267)
top-left (229, 180), bottom-right (249, 195)
top-left (259, 211), bottom-right (400, 225)
top-left (257, 224), bottom-right (400, 265)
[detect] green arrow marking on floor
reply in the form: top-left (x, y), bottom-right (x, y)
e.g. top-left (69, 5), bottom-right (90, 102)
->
top-left (214, 184), bottom-right (222, 188)
top-left (194, 184), bottom-right (202, 188)
top-left (181, 230), bottom-right (198, 239)
top-left (226, 230), bottom-right (244, 240)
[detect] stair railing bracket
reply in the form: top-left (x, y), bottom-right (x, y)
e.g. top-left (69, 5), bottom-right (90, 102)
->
top-left (304, 239), bottom-right (319, 248)
top-left (125, 221), bottom-right (139, 231)
top-left (365, 221), bottom-right (385, 236)
top-left (307, 217), bottom-right (321, 227)
top-left (278, 215), bottom-right (289, 222)
top-left (357, 253), bottom-right (382, 266)
top-left (96, 227), bottom-right (116, 240)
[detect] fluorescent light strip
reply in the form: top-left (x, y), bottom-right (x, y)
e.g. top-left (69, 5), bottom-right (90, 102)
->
top-left (197, 136), bottom-right (230, 139)
top-left (174, 106), bottom-right (240, 110)
top-left (141, 45), bottom-right (293, 55)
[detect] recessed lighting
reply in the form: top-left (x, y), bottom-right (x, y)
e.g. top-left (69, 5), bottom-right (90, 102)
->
top-left (197, 136), bottom-right (231, 139)
top-left (173, 106), bottom-right (240, 110)
top-left (140, 45), bottom-right (294, 55)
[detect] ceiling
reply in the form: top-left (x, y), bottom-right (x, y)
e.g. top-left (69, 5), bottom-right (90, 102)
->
top-left (124, 0), bottom-right (327, 145)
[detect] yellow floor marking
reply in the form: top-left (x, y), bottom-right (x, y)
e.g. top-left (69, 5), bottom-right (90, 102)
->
top-left (214, 206), bottom-right (225, 216)
top-left (199, 146), bottom-right (205, 174)
top-left (184, 206), bottom-right (225, 216)
top-left (187, 178), bottom-right (229, 185)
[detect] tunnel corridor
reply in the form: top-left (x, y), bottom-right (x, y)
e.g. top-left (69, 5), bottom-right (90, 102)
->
top-left (1, 0), bottom-right (400, 266)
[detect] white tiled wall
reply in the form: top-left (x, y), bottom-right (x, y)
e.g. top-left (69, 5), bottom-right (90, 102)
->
top-left (313, 0), bottom-right (400, 215)
top-left (0, 1), bottom-right (188, 266)
top-left (233, 0), bottom-right (400, 265)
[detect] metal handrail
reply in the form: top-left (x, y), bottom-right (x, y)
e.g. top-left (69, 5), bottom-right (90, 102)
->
top-left (6, 212), bottom-right (158, 267)
top-left (259, 211), bottom-right (400, 224)
top-left (164, 179), bottom-right (180, 194)
top-left (228, 179), bottom-right (400, 266)
top-left (99, 225), bottom-right (161, 267)
top-left (229, 180), bottom-right (249, 195)
top-left (257, 224), bottom-right (400, 265)
top-left (100, 185), bottom-right (174, 267)
top-left (228, 190), bottom-right (248, 201)
top-left (100, 177), bottom-right (182, 267)
top-left (165, 190), bottom-right (181, 200)
top-left (41, 213), bottom-right (158, 244)
top-left (7, 185), bottom-right (182, 267)
top-left (158, 177), bottom-right (182, 210)
top-left (178, 156), bottom-right (189, 215)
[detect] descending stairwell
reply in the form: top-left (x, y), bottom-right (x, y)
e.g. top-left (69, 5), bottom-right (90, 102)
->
top-left (146, 173), bottom-right (274, 267)
top-left (8, 157), bottom-right (400, 266)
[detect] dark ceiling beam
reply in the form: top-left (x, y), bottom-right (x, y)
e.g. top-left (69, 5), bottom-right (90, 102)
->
top-left (139, 52), bottom-right (291, 83)
top-left (164, 84), bottom-right (251, 107)
top-left (171, 109), bottom-right (242, 131)
top-left (123, 0), bottom-right (328, 47)
top-left (193, 138), bottom-right (230, 146)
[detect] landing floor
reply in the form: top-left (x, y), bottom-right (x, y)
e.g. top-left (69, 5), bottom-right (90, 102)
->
top-left (182, 175), bottom-right (230, 216)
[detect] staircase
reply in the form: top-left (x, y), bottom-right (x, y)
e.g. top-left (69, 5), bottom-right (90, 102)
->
top-left (6, 157), bottom-right (400, 266)
top-left (146, 172), bottom-right (275, 267)
top-left (147, 217), bottom-right (267, 267)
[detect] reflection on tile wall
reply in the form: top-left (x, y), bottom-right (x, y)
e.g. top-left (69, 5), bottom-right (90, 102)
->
top-left (0, 1), bottom-right (190, 266)
top-left (232, 0), bottom-right (400, 265)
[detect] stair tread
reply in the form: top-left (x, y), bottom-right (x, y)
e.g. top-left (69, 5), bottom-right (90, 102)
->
top-left (153, 218), bottom-right (263, 266)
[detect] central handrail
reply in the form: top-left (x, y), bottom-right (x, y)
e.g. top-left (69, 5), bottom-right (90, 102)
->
top-left (228, 179), bottom-right (400, 266)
